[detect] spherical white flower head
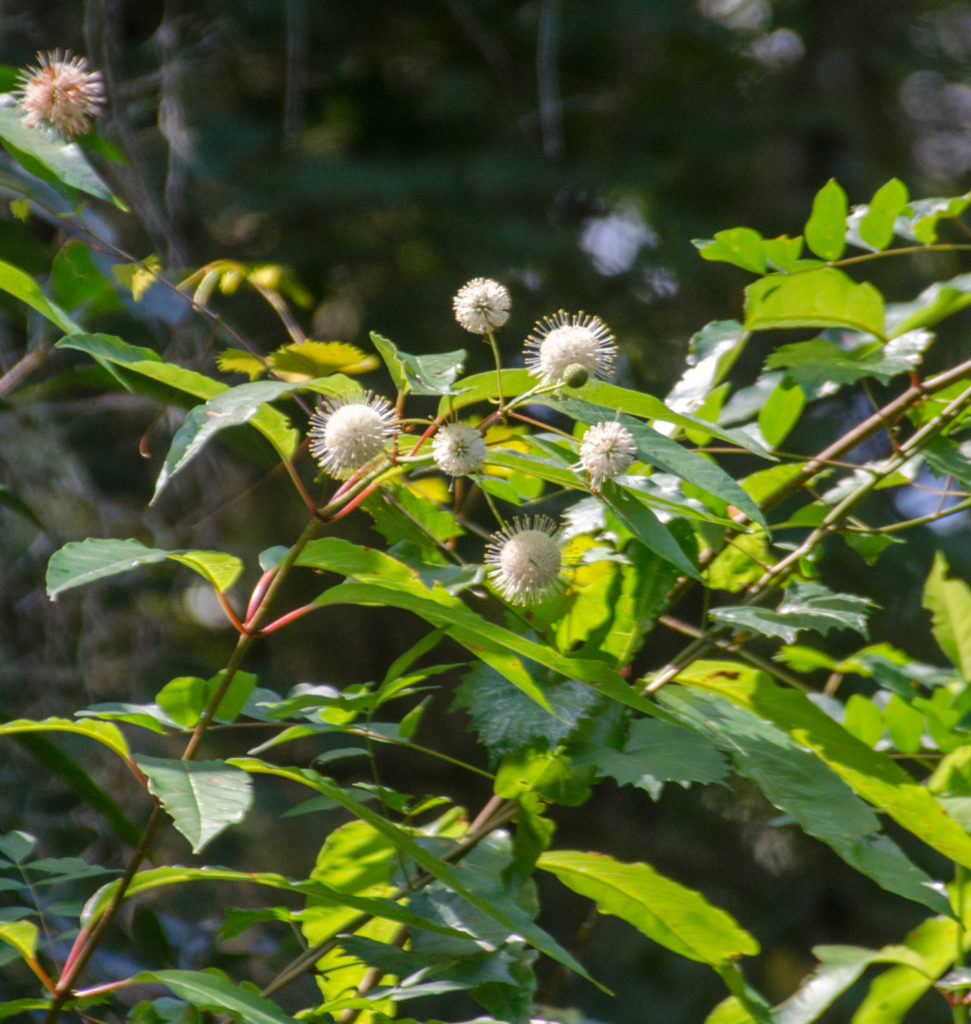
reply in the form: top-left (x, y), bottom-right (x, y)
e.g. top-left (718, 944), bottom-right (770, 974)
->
top-left (15, 51), bottom-right (105, 139)
top-left (308, 393), bottom-right (397, 478)
top-left (485, 515), bottom-right (563, 605)
top-left (453, 278), bottom-right (511, 334)
top-left (432, 421), bottom-right (488, 477)
top-left (525, 311), bottom-right (617, 385)
top-left (578, 421), bottom-right (637, 488)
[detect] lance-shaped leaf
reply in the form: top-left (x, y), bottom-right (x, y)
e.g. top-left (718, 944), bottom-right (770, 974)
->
top-left (136, 756), bottom-right (253, 853)
top-left (231, 757), bottom-right (603, 988)
top-left (81, 863), bottom-right (477, 939)
top-left (674, 661), bottom-right (971, 870)
top-left (537, 849), bottom-right (758, 966)
top-left (660, 687), bottom-right (950, 915)
top-left (56, 333), bottom-right (298, 461)
top-left (0, 258), bottom-right (79, 334)
top-left (152, 379), bottom-right (305, 502)
top-left (46, 537), bottom-right (243, 597)
top-left (0, 105), bottom-right (120, 206)
top-left (0, 718), bottom-right (130, 764)
top-left (134, 969), bottom-right (298, 1023)
top-left (709, 583), bottom-right (872, 644)
top-left (745, 268), bottom-right (886, 339)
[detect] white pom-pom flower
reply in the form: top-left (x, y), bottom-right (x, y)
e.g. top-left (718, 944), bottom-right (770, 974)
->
top-left (15, 50), bottom-right (105, 139)
top-left (308, 393), bottom-right (397, 478)
top-left (453, 278), bottom-right (511, 334)
top-left (485, 515), bottom-right (563, 605)
top-left (432, 421), bottom-right (488, 477)
top-left (578, 421), bottom-right (637, 488)
top-left (524, 311), bottom-right (617, 385)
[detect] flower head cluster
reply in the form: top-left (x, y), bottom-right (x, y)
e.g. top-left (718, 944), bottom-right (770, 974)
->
top-left (432, 421), bottom-right (488, 477)
top-left (485, 515), bottom-right (564, 605)
top-left (453, 278), bottom-right (511, 335)
top-left (578, 421), bottom-right (637, 488)
top-left (15, 50), bottom-right (105, 139)
top-left (308, 393), bottom-right (397, 479)
top-left (524, 311), bottom-right (617, 385)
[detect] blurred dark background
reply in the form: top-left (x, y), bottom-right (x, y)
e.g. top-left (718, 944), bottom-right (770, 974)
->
top-left (2, 1), bottom-right (971, 1020)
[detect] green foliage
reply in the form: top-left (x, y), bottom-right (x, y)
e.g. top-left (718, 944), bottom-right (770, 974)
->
top-left (10, 65), bottom-right (971, 1022)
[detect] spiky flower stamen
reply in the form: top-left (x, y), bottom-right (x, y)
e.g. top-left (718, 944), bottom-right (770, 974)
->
top-left (524, 311), bottom-right (617, 385)
top-left (485, 515), bottom-right (563, 605)
top-left (308, 393), bottom-right (398, 479)
top-left (14, 50), bottom-right (105, 139)
top-left (432, 421), bottom-right (488, 477)
top-left (578, 421), bottom-right (637, 488)
top-left (453, 278), bottom-right (511, 334)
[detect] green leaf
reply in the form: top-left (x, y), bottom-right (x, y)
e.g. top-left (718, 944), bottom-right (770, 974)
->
top-left (452, 664), bottom-right (600, 762)
top-left (709, 583), bottom-right (872, 644)
top-left (763, 234), bottom-right (805, 272)
top-left (584, 718), bottom-right (728, 799)
top-left (0, 258), bottom-right (80, 334)
top-left (135, 969), bottom-right (298, 1023)
top-left (888, 271), bottom-right (971, 337)
top-left (370, 331), bottom-right (466, 395)
top-left (601, 487), bottom-right (701, 580)
top-left (152, 380), bottom-right (302, 502)
top-left (858, 179), bottom-right (909, 250)
top-left (436, 368), bottom-right (533, 414)
top-left (537, 849), bottom-right (758, 965)
top-left (675, 661), bottom-right (971, 870)
top-left (923, 552), bottom-right (971, 679)
top-left (804, 178), bottom-right (848, 260)
top-left (694, 228), bottom-right (767, 273)
top-left (0, 717), bottom-right (131, 764)
top-left (56, 333), bottom-right (299, 461)
top-left (81, 862), bottom-right (473, 941)
top-left (0, 920), bottom-right (37, 962)
top-left (165, 551), bottom-right (243, 593)
top-left (0, 105), bottom-right (120, 206)
top-left (47, 538), bottom-right (244, 598)
top-left (904, 191), bottom-right (971, 244)
top-left (268, 340), bottom-right (379, 379)
top-left (765, 333), bottom-right (930, 391)
top-left (757, 378), bottom-right (805, 449)
top-left (231, 757), bottom-right (603, 988)
top-left (745, 269), bottom-right (886, 339)
top-left (136, 756), bottom-right (253, 853)
top-left (660, 687), bottom-right (950, 915)
top-left (883, 695), bottom-right (924, 754)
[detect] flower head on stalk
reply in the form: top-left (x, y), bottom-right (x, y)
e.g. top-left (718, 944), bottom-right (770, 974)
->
top-left (524, 311), bottom-right (617, 386)
top-left (14, 50), bottom-right (105, 139)
top-left (453, 278), bottom-right (511, 335)
top-left (308, 392), bottom-right (398, 479)
top-left (577, 421), bottom-right (637, 488)
top-left (432, 421), bottom-right (488, 477)
top-left (485, 515), bottom-right (564, 605)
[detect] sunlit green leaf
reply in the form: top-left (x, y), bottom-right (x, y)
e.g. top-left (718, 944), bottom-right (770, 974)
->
top-left (134, 969), bottom-right (298, 1023)
top-left (136, 756), bottom-right (253, 853)
top-left (745, 269), bottom-right (885, 338)
top-left (0, 921), bottom-right (37, 963)
top-left (857, 178), bottom-right (908, 250)
top-left (0, 258), bottom-right (79, 334)
top-left (804, 178), bottom-right (848, 260)
top-left (923, 552), bottom-right (971, 679)
top-left (0, 717), bottom-right (130, 764)
top-left (370, 331), bottom-right (466, 395)
top-left (537, 849), bottom-right (758, 965)
top-left (757, 377), bottom-right (805, 449)
top-left (694, 227), bottom-right (767, 273)
top-left (675, 661), bottom-right (971, 870)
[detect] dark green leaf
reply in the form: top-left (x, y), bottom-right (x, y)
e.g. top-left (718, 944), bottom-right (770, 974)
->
top-left (134, 970), bottom-right (298, 1024)
top-left (370, 331), bottom-right (466, 395)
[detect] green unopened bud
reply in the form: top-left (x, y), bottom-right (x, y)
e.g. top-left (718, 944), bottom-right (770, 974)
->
top-left (562, 363), bottom-right (589, 389)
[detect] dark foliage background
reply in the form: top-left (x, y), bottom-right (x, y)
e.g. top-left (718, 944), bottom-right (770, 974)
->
top-left (2, 1), bottom-right (971, 1020)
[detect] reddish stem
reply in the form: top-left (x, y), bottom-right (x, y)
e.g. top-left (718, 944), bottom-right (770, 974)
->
top-left (217, 590), bottom-right (250, 635)
top-left (407, 415), bottom-right (446, 456)
top-left (257, 602), bottom-right (317, 635)
top-left (246, 569), bottom-right (276, 624)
